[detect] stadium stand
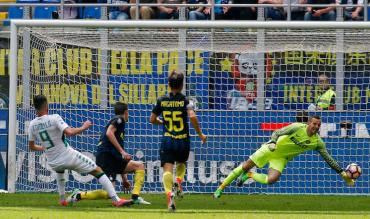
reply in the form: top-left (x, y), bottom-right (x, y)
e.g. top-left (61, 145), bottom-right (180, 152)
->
top-left (79, 0), bottom-right (103, 19)
top-left (3, 0), bottom-right (38, 25)
top-left (0, 0), bottom-right (369, 22)
top-left (33, 0), bottom-right (59, 19)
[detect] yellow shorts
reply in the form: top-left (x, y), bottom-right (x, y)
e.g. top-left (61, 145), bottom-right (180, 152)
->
top-left (249, 144), bottom-right (288, 173)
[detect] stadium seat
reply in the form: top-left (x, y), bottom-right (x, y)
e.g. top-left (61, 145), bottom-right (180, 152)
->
top-left (76, 0), bottom-right (103, 19)
top-left (4, 0), bottom-right (39, 26)
top-left (0, 12), bottom-right (8, 27)
top-left (8, 0), bottom-right (39, 19)
top-left (8, 5), bottom-right (24, 19)
top-left (33, 0), bottom-right (59, 19)
top-left (15, 0), bottom-right (39, 2)
top-left (81, 6), bottom-right (101, 19)
top-left (0, 12), bottom-right (8, 19)
top-left (4, 6), bottom-right (23, 26)
top-left (33, 6), bottom-right (58, 19)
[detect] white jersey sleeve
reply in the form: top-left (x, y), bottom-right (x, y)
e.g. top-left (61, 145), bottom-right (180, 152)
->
top-left (54, 114), bottom-right (69, 132)
top-left (28, 121), bottom-right (36, 141)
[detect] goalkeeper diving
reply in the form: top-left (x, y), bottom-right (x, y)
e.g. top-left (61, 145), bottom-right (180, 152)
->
top-left (214, 115), bottom-right (355, 198)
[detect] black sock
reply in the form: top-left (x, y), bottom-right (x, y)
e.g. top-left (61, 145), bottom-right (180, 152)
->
top-left (132, 194), bottom-right (139, 200)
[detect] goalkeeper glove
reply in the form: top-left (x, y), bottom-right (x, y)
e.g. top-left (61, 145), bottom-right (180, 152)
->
top-left (266, 142), bottom-right (277, 152)
top-left (340, 171), bottom-right (355, 186)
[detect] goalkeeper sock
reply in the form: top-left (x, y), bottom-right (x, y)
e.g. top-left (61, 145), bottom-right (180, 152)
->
top-left (175, 163), bottom-right (186, 183)
top-left (250, 172), bottom-right (269, 184)
top-left (132, 169), bottom-right (145, 196)
top-left (79, 190), bottom-right (109, 200)
top-left (219, 165), bottom-right (244, 190)
top-left (163, 171), bottom-right (173, 194)
top-left (96, 173), bottom-right (119, 201)
top-left (56, 172), bottom-right (66, 200)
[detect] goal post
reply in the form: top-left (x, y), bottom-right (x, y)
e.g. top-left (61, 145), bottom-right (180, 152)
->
top-left (8, 21), bottom-right (18, 193)
top-left (8, 20), bottom-right (369, 194)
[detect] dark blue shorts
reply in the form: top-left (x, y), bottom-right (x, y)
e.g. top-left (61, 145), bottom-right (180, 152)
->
top-left (96, 151), bottom-right (129, 181)
top-left (160, 137), bottom-right (190, 167)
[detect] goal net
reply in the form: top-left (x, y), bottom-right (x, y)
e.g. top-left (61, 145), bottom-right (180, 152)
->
top-left (9, 20), bottom-right (369, 194)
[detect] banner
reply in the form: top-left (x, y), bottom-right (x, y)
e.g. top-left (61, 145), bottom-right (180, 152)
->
top-left (0, 46), bottom-right (369, 110)
top-left (211, 51), bottom-right (370, 110)
top-left (0, 37), bottom-right (9, 190)
top-left (11, 111), bottom-right (369, 194)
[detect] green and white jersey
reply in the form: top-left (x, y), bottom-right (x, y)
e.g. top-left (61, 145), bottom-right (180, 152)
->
top-left (268, 122), bottom-right (342, 173)
top-left (28, 114), bottom-right (70, 163)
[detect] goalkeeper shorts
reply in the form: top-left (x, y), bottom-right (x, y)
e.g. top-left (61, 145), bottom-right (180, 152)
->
top-left (249, 144), bottom-right (288, 173)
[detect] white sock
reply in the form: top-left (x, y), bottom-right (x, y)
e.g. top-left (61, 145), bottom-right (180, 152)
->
top-left (56, 172), bottom-right (65, 200)
top-left (98, 174), bottom-right (119, 201)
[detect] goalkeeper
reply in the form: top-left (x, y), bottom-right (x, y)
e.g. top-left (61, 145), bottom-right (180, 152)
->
top-left (214, 115), bottom-right (355, 198)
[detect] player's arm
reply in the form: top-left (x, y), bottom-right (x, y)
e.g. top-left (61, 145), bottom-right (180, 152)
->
top-left (265, 123), bottom-right (302, 151)
top-left (28, 124), bottom-right (44, 151)
top-left (55, 114), bottom-right (91, 137)
top-left (121, 173), bottom-right (131, 193)
top-left (157, 0), bottom-right (171, 13)
top-left (150, 99), bottom-right (163, 125)
top-left (64, 120), bottom-right (92, 137)
top-left (187, 108), bottom-right (207, 144)
top-left (106, 124), bottom-right (131, 160)
top-left (316, 140), bottom-right (354, 186)
top-left (316, 143), bottom-right (342, 173)
top-left (269, 123), bottom-right (302, 143)
top-left (28, 141), bottom-right (45, 151)
top-left (149, 113), bottom-right (163, 125)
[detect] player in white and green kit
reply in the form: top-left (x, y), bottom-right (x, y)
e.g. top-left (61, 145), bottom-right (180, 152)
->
top-left (214, 115), bottom-right (355, 198)
top-left (28, 95), bottom-right (132, 207)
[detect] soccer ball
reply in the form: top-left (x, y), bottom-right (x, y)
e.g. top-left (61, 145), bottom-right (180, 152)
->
top-left (345, 163), bottom-right (361, 179)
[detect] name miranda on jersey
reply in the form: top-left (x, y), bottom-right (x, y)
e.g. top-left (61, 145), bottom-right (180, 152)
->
top-left (161, 101), bottom-right (184, 107)
top-left (32, 121), bottom-right (52, 132)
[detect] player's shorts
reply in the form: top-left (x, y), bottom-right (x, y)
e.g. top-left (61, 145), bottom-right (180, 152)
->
top-left (48, 148), bottom-right (97, 174)
top-left (96, 151), bottom-right (129, 181)
top-left (249, 144), bottom-right (288, 173)
top-left (160, 136), bottom-right (190, 167)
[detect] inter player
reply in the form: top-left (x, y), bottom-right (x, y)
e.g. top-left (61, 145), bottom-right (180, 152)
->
top-left (67, 102), bottom-right (150, 205)
top-left (150, 70), bottom-right (207, 212)
top-left (214, 115), bottom-right (355, 198)
top-left (28, 95), bottom-right (131, 207)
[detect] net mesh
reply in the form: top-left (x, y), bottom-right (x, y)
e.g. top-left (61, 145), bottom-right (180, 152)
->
top-left (13, 25), bottom-right (369, 194)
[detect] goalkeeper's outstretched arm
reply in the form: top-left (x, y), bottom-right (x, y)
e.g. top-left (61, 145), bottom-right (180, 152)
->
top-left (317, 146), bottom-right (342, 173)
top-left (316, 141), bottom-right (354, 186)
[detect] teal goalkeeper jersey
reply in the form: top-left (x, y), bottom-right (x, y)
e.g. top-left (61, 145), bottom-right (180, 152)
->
top-left (267, 122), bottom-right (342, 173)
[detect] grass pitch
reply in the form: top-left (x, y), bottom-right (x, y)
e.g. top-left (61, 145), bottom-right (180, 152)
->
top-left (0, 193), bottom-right (369, 219)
